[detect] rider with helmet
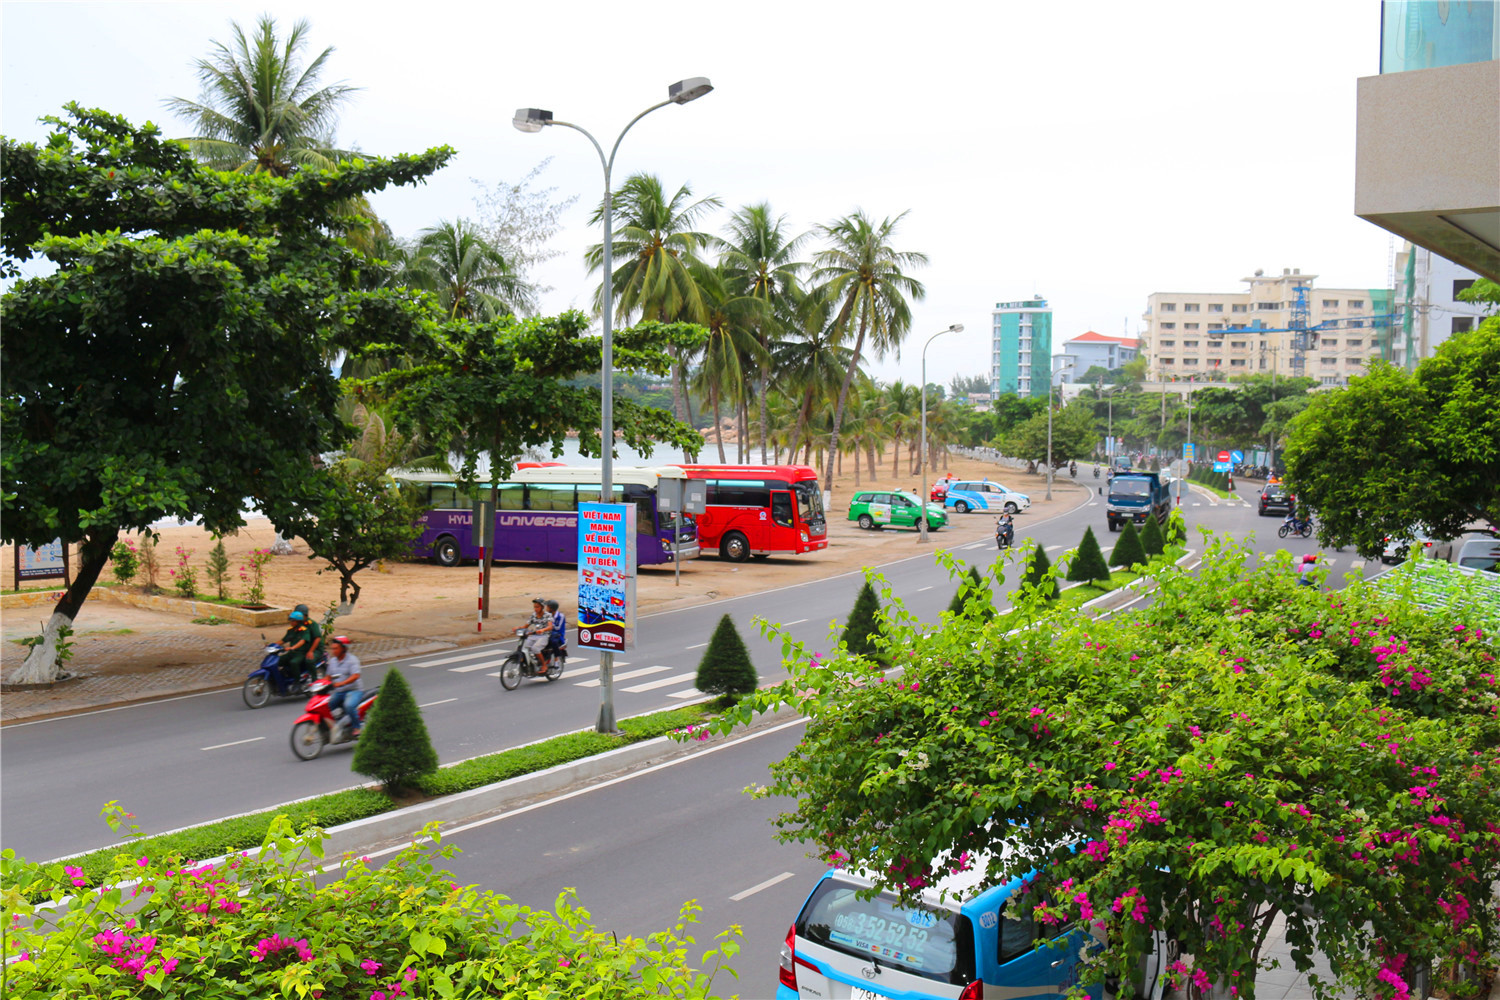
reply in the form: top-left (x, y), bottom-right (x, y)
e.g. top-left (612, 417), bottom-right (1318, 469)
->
top-left (324, 636), bottom-right (363, 737)
top-left (544, 599), bottom-right (566, 669)
top-left (522, 598), bottom-right (551, 672)
top-left (279, 604), bottom-right (323, 686)
top-left (996, 513), bottom-right (1015, 550)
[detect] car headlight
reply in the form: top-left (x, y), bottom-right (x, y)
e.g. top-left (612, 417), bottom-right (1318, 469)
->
top-left (800, 531), bottom-right (808, 542)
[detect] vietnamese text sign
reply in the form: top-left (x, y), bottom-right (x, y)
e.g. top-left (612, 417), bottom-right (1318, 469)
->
top-left (576, 502), bottom-right (636, 651)
top-left (17, 539), bottom-right (67, 581)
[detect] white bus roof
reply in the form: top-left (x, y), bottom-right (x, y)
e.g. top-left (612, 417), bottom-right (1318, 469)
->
top-left (393, 466), bottom-right (687, 487)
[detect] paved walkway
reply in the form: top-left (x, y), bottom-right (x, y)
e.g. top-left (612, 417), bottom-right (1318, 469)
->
top-left (0, 603), bottom-right (473, 723)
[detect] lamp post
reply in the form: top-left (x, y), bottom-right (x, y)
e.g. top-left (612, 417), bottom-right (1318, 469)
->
top-left (1177, 373), bottom-right (1203, 505)
top-left (1044, 355), bottom-right (1077, 501)
top-left (918, 323), bottom-right (964, 543)
top-left (514, 78), bottom-right (713, 734)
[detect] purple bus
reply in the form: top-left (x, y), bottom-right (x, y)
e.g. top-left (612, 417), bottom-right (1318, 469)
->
top-left (398, 466), bottom-right (701, 567)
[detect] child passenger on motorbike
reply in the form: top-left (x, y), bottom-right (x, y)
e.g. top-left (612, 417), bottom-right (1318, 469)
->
top-left (544, 599), bottom-right (566, 668)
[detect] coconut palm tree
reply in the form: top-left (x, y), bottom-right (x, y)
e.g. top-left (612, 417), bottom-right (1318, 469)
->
top-left (778, 292), bottom-right (859, 464)
top-left (809, 210), bottom-right (927, 497)
top-left (720, 204), bottom-right (808, 461)
top-left (586, 174), bottom-right (721, 430)
top-left (690, 261), bottom-right (769, 462)
top-left (882, 381), bottom-right (921, 479)
top-left (406, 219), bottom-right (534, 320)
top-left (166, 14), bottom-right (357, 177)
top-left (840, 384), bottom-right (888, 488)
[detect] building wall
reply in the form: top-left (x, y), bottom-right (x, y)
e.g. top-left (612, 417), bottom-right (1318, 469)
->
top-left (1141, 269), bottom-right (1394, 386)
top-left (991, 299), bottom-right (1053, 399)
top-left (1061, 339), bottom-right (1140, 380)
top-left (1392, 244), bottom-right (1490, 367)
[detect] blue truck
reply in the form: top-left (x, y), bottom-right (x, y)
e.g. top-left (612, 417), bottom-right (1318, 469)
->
top-left (1106, 470), bottom-right (1171, 532)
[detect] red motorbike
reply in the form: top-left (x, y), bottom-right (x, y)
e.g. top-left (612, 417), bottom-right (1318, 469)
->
top-left (289, 677), bottom-right (377, 760)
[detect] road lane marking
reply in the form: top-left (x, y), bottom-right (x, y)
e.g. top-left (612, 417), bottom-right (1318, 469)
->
top-left (202, 737), bottom-right (265, 751)
top-left (962, 543), bottom-right (987, 550)
top-left (668, 689), bottom-right (704, 699)
top-left (412, 648), bottom-right (498, 668)
top-left (418, 698), bottom-right (457, 708)
top-left (622, 671), bottom-right (698, 693)
top-left (575, 666), bottom-right (668, 688)
top-left (449, 660), bottom-right (500, 673)
top-left (730, 871), bottom-right (797, 901)
top-left (916, 586), bottom-right (933, 592)
top-left (782, 618), bottom-right (808, 626)
top-left (1350, 559), bottom-right (1366, 571)
top-left (686, 642), bottom-right (708, 649)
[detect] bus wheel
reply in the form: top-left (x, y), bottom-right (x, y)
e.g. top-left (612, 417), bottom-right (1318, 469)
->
top-left (720, 532), bottom-right (750, 562)
top-left (433, 536), bottom-right (460, 567)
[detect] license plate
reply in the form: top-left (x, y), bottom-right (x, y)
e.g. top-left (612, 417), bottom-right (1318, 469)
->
top-left (850, 988), bottom-right (892, 1000)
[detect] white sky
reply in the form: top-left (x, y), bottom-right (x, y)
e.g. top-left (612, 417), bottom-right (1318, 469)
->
top-left (2, 0), bottom-right (1393, 390)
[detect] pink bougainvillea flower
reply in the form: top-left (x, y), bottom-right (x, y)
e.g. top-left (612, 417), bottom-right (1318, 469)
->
top-left (558, 958), bottom-right (572, 968)
top-left (404, 968), bottom-right (418, 982)
top-left (362, 960), bottom-right (382, 975)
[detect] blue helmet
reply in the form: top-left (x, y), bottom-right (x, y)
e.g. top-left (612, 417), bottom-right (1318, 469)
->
top-left (288, 610), bottom-right (306, 622)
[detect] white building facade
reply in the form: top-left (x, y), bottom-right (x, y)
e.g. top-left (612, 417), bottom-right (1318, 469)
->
top-left (1392, 243), bottom-right (1489, 368)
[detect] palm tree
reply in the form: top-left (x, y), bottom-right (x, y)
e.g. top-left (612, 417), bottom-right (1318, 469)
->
top-left (778, 291), bottom-right (858, 463)
top-left (882, 381), bottom-right (921, 478)
top-left (810, 210), bottom-right (927, 497)
top-left (720, 204), bottom-right (808, 461)
top-left (690, 262), bottom-right (769, 462)
top-left (406, 219), bottom-right (534, 320)
top-left (586, 174), bottom-right (722, 430)
top-left (166, 14), bottom-right (357, 177)
top-left (841, 384), bottom-right (887, 488)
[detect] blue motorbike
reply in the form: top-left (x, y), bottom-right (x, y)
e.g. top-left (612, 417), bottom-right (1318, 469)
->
top-left (242, 643), bottom-right (321, 709)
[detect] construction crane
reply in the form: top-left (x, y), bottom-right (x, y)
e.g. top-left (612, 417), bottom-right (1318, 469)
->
top-left (1209, 283), bottom-right (1399, 375)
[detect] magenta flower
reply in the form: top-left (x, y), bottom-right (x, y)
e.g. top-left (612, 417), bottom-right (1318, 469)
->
top-left (362, 960), bottom-right (382, 975)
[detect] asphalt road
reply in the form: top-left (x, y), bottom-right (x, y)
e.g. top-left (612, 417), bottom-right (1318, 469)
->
top-left (1, 479), bottom-right (1384, 860)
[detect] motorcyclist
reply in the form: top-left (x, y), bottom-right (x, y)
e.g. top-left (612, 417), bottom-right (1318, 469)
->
top-left (996, 514), bottom-right (1015, 550)
top-left (324, 636), bottom-right (363, 737)
top-left (543, 599), bottom-right (566, 670)
top-left (521, 598), bottom-right (550, 671)
top-left (279, 605), bottom-right (322, 687)
top-left (1069, 460), bottom-right (1077, 478)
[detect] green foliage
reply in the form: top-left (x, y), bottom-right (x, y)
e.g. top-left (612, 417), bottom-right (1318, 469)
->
top-left (1284, 324), bottom-right (1500, 555)
top-left (1165, 507), bottom-right (1187, 545)
top-left (204, 538), bottom-right (231, 599)
top-left (170, 545), bottom-right (197, 599)
top-left (16, 624), bottom-right (74, 665)
top-left (107, 539), bottom-right (137, 586)
top-left (1002, 399), bottom-right (1096, 461)
top-left (695, 614), bottom-right (759, 701)
top-left (706, 535), bottom-right (1500, 1000)
top-left (947, 566), bottom-right (995, 620)
top-left (1022, 543), bottom-right (1057, 601)
top-left (351, 667), bottom-right (438, 794)
top-left (1066, 526), bottom-right (1111, 582)
top-left (4, 818), bottom-right (740, 999)
top-left (136, 536), bottom-right (161, 593)
top-left (842, 581), bottom-right (884, 659)
top-left (1140, 510), bottom-right (1166, 557)
top-left (286, 462), bottom-right (425, 605)
top-left (239, 548), bottom-right (273, 605)
top-left (1110, 520), bottom-right (1147, 568)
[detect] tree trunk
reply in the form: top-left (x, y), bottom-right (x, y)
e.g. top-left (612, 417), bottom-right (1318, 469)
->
top-left (867, 445), bottom-right (877, 481)
top-left (891, 435), bottom-right (902, 478)
top-left (9, 531), bottom-right (115, 685)
top-left (758, 362), bottom-right (769, 464)
top-left (822, 318), bottom-right (869, 500)
top-left (712, 385), bottom-right (726, 463)
top-left (786, 385), bottom-right (818, 461)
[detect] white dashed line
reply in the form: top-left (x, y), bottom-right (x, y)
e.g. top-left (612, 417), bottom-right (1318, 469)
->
top-left (783, 618), bottom-right (809, 626)
top-left (418, 698), bottom-right (457, 708)
top-left (686, 642), bottom-right (708, 649)
top-left (916, 586), bottom-right (933, 592)
top-left (730, 872), bottom-right (797, 901)
top-left (202, 737), bottom-right (265, 751)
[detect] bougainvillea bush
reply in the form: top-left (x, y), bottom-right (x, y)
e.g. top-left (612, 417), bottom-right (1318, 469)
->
top-left (2, 815), bottom-right (739, 999)
top-left (715, 537), bottom-right (1499, 1000)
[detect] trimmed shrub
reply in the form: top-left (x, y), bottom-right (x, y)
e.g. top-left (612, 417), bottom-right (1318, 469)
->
top-left (205, 537), bottom-right (232, 599)
top-left (948, 566), bottom-right (995, 620)
top-left (843, 582), bottom-right (883, 658)
top-left (351, 667), bottom-right (438, 794)
top-left (1140, 512), bottom-right (1166, 557)
top-left (1023, 544), bottom-right (1058, 601)
top-left (1066, 527), bottom-right (1111, 583)
top-left (1110, 521), bottom-right (1147, 568)
top-left (695, 614), bottom-right (759, 701)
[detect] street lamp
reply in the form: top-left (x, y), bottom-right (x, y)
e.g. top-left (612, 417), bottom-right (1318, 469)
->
top-left (1045, 355), bottom-right (1077, 501)
top-left (1176, 373), bottom-right (1204, 505)
top-left (918, 323), bottom-right (964, 543)
top-left (514, 77), bottom-right (714, 734)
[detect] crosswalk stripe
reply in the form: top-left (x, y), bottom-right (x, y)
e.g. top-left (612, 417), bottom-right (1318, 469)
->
top-left (1350, 559), bottom-right (1366, 571)
top-left (412, 648), bottom-right (500, 668)
top-left (622, 671), bottom-right (698, 693)
top-left (668, 689), bottom-right (704, 700)
top-left (574, 666), bottom-right (668, 688)
top-left (450, 659), bottom-right (501, 673)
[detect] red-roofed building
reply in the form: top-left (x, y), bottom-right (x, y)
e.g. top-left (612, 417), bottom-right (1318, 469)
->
top-left (1060, 331), bottom-right (1140, 381)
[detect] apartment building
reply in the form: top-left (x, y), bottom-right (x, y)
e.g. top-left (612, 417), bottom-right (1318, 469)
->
top-left (991, 297), bottom-right (1053, 399)
top-left (1141, 269), bottom-right (1394, 386)
top-left (1391, 243), bottom-right (1489, 368)
top-left (1059, 331), bottom-right (1140, 382)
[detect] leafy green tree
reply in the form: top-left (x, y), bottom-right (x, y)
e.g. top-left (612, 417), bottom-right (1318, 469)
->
top-left (949, 373), bottom-right (991, 398)
top-left (1022, 543), bottom-right (1057, 601)
top-left (406, 218), bottom-right (535, 320)
top-left (695, 615), bottom-right (759, 703)
top-left (1066, 526), bottom-right (1111, 583)
top-left (1284, 324), bottom-right (1499, 556)
top-left (690, 261), bottom-right (769, 462)
top-left (0, 106), bottom-right (449, 683)
top-left (842, 581), bottom-right (883, 659)
top-left (165, 14), bottom-right (356, 177)
top-left (811, 210), bottom-right (928, 497)
top-left (1110, 520), bottom-right (1147, 568)
top-left (1002, 399), bottom-right (1096, 463)
top-left (285, 462), bottom-right (424, 607)
top-left (1165, 508), bottom-right (1187, 545)
top-left (351, 667), bottom-right (437, 793)
top-left (947, 566), bottom-right (994, 620)
top-left (1140, 511), bottom-right (1166, 557)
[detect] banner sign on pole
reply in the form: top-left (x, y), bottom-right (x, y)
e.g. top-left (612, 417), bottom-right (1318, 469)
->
top-left (16, 538), bottom-right (68, 582)
top-left (1182, 442), bottom-right (1196, 460)
top-left (577, 502), bottom-right (636, 651)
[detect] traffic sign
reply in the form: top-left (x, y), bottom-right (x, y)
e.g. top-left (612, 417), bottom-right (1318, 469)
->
top-left (1216, 450), bottom-right (1230, 463)
top-left (1230, 450), bottom-right (1245, 464)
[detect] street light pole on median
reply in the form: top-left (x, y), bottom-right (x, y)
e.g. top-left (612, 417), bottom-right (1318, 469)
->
top-left (514, 77), bottom-right (714, 734)
top-left (1044, 355), bottom-right (1077, 501)
top-left (918, 323), bottom-right (963, 543)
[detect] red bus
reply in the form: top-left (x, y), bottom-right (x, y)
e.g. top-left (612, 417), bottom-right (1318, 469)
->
top-left (672, 464), bottom-right (828, 562)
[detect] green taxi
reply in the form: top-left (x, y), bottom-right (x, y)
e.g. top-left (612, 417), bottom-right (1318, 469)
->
top-left (847, 490), bottom-right (948, 531)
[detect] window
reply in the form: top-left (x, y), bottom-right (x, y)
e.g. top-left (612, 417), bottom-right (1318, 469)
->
top-left (1185, 323), bottom-right (1200, 330)
top-left (1322, 299), bottom-right (1339, 308)
top-left (1230, 359), bottom-right (1247, 367)
top-left (1321, 357), bottom-right (1337, 366)
top-left (1207, 323), bottom-right (1223, 330)
top-left (1452, 317), bottom-right (1474, 334)
top-left (1159, 322), bottom-right (1175, 330)
top-left (1160, 303), bottom-right (1176, 312)
top-left (1322, 339), bottom-right (1338, 348)
top-left (1162, 357), bottom-right (1175, 365)
top-left (1348, 299), bottom-right (1364, 310)
top-left (1209, 303), bottom-right (1224, 313)
top-left (1205, 340), bottom-right (1222, 350)
top-left (1232, 304), bottom-right (1248, 313)
top-left (1321, 376), bottom-right (1340, 385)
top-left (527, 483), bottom-right (576, 511)
top-left (1158, 339), bottom-right (1175, 348)
top-left (496, 484), bottom-right (524, 511)
top-left (1257, 302), bottom-right (1280, 310)
top-left (1454, 279), bottom-right (1475, 299)
top-left (1346, 338), bottom-right (1363, 348)
top-left (1183, 358), bottom-right (1199, 366)
top-left (1183, 303), bottom-right (1200, 313)
top-left (1230, 341), bottom-right (1246, 349)
top-left (1183, 340), bottom-right (1199, 349)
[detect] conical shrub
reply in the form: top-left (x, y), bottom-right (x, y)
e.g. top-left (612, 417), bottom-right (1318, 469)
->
top-left (1023, 544), bottom-right (1057, 601)
top-left (1140, 512), bottom-right (1166, 557)
top-left (1066, 526), bottom-right (1111, 583)
top-left (351, 667), bottom-right (437, 794)
top-left (947, 566), bottom-right (995, 620)
top-left (843, 581), bottom-right (882, 659)
top-left (695, 614), bottom-right (758, 702)
top-left (1110, 521), bottom-right (1147, 568)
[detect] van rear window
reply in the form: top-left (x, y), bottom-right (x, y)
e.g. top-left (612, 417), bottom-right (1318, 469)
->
top-left (796, 877), bottom-right (973, 985)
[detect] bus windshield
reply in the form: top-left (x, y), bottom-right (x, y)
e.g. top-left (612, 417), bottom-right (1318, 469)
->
top-left (793, 481), bottom-right (825, 524)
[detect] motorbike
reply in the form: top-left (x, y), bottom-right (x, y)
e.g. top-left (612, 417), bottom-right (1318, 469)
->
top-left (1278, 517), bottom-right (1314, 539)
top-left (1069, 462), bottom-right (1077, 479)
top-left (995, 521), bottom-right (1015, 551)
top-left (499, 626), bottom-right (569, 690)
top-left (1093, 465), bottom-right (1100, 479)
top-left (242, 643), bottom-right (321, 709)
top-left (289, 677), bottom-right (378, 760)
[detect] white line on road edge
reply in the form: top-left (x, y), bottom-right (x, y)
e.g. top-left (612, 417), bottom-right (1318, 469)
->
top-left (418, 698), bottom-right (457, 708)
top-left (685, 642), bottom-right (708, 650)
top-left (730, 871), bottom-right (797, 901)
top-left (782, 618), bottom-right (809, 626)
top-left (916, 586), bottom-right (933, 592)
top-left (202, 736), bottom-right (265, 751)
top-left (329, 716), bottom-right (811, 869)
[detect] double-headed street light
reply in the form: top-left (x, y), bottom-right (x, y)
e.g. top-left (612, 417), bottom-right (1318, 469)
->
top-left (918, 323), bottom-right (964, 543)
top-left (514, 77), bottom-right (713, 734)
top-left (1044, 355), bottom-right (1077, 501)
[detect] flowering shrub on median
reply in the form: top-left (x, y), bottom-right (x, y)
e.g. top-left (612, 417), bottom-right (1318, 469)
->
top-left (710, 536), bottom-right (1500, 1000)
top-left (3, 812), bottom-right (740, 999)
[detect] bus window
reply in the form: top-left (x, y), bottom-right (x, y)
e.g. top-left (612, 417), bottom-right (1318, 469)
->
top-left (528, 484), bottom-right (575, 512)
top-left (771, 491), bottom-right (794, 528)
top-left (496, 484), bottom-right (524, 510)
top-left (429, 484), bottom-right (472, 508)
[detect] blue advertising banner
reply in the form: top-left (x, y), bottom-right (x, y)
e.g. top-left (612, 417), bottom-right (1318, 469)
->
top-left (1182, 442), bottom-right (1196, 460)
top-left (577, 503), bottom-right (636, 651)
